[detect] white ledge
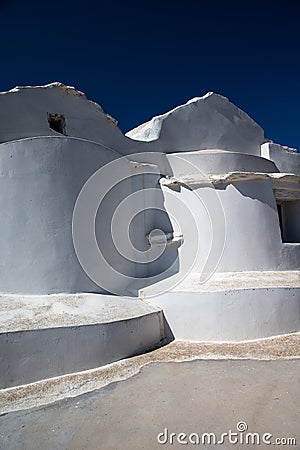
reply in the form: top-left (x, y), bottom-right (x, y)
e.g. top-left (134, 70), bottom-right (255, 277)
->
top-left (161, 172), bottom-right (300, 188)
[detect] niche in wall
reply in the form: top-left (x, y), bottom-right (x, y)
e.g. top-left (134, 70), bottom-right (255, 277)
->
top-left (48, 113), bottom-right (66, 135)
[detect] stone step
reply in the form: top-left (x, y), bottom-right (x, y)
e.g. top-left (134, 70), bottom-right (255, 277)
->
top-left (141, 271), bottom-right (300, 342)
top-left (0, 294), bottom-right (164, 389)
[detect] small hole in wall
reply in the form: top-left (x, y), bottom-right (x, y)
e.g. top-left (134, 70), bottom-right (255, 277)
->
top-left (48, 113), bottom-right (66, 135)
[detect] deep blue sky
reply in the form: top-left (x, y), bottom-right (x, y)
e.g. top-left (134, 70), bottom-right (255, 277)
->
top-left (0, 0), bottom-right (299, 149)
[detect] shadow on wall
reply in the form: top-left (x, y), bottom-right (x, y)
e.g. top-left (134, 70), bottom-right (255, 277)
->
top-left (0, 139), bottom-right (181, 295)
top-left (94, 171), bottom-right (180, 296)
top-left (72, 152), bottom-right (183, 297)
top-left (229, 179), bottom-right (278, 212)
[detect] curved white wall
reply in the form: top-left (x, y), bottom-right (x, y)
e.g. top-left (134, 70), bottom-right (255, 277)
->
top-left (166, 150), bottom-right (278, 176)
top-left (161, 179), bottom-right (283, 274)
top-left (0, 137), bottom-right (180, 295)
top-left (155, 151), bottom-right (287, 274)
top-left (0, 136), bottom-right (121, 294)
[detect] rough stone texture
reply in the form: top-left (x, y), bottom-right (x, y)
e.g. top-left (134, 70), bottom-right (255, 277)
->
top-left (126, 92), bottom-right (267, 155)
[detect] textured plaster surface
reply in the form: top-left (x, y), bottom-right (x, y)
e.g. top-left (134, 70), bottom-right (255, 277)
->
top-left (0, 340), bottom-right (299, 449)
top-left (0, 83), bottom-right (300, 385)
top-left (0, 294), bottom-right (159, 332)
top-left (126, 92), bottom-right (266, 155)
top-left (1, 334), bottom-right (299, 416)
top-left (261, 142), bottom-right (300, 175)
top-left (0, 83), bottom-right (299, 297)
top-left (168, 270), bottom-right (300, 292)
top-left (0, 83), bottom-right (133, 154)
top-left (0, 137), bottom-right (165, 295)
top-left (0, 298), bottom-right (163, 388)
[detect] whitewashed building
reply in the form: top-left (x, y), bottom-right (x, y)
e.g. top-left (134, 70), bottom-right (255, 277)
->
top-left (0, 83), bottom-right (299, 387)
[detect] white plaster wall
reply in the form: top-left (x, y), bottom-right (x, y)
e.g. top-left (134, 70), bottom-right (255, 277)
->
top-left (0, 136), bottom-right (296, 295)
top-left (0, 83), bottom-right (148, 155)
top-left (126, 93), bottom-right (266, 155)
top-left (0, 136), bottom-right (120, 294)
top-left (130, 150), bottom-right (278, 178)
top-left (261, 142), bottom-right (300, 175)
top-left (280, 244), bottom-right (300, 270)
top-left (0, 136), bottom-right (181, 295)
top-left (160, 178), bottom-right (283, 274)
top-left (0, 309), bottom-right (163, 388)
top-left (166, 150), bottom-right (278, 177)
top-left (215, 180), bottom-right (283, 271)
top-left (0, 84), bottom-right (298, 297)
top-left (151, 287), bottom-right (300, 341)
top-left (0, 85), bottom-right (269, 158)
